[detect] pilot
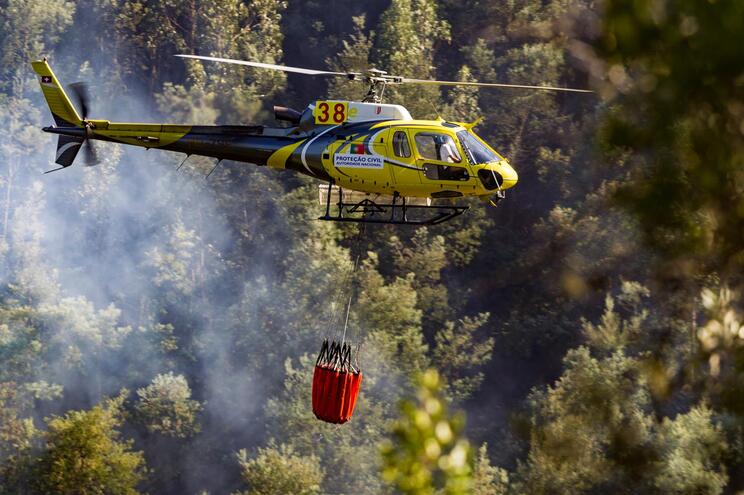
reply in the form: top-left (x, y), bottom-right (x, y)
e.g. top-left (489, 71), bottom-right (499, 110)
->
top-left (439, 141), bottom-right (459, 163)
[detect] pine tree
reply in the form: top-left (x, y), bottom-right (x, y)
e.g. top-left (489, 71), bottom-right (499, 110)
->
top-left (0, 0), bottom-right (75, 95)
top-left (592, 0), bottom-right (744, 282)
top-left (326, 15), bottom-right (374, 101)
top-left (472, 444), bottom-right (508, 495)
top-left (134, 372), bottom-right (202, 438)
top-left (235, 442), bottom-right (323, 495)
top-left (34, 394), bottom-right (146, 495)
top-left (373, 0), bottom-right (450, 117)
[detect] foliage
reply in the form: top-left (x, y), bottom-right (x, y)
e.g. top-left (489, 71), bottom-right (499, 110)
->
top-left (654, 405), bottom-right (728, 495)
top-left (326, 15), bottom-right (374, 101)
top-left (590, 0), bottom-right (744, 281)
top-left (0, 0), bottom-right (75, 95)
top-left (34, 394), bottom-right (146, 495)
top-left (472, 444), bottom-right (508, 495)
top-left (516, 347), bottom-right (653, 493)
top-left (0, 381), bottom-right (38, 494)
top-left (432, 314), bottom-right (493, 402)
top-left (235, 442), bottom-right (323, 495)
top-left (374, 0), bottom-right (450, 117)
top-left (381, 369), bottom-right (472, 494)
top-left (134, 372), bottom-right (202, 438)
top-left (388, 230), bottom-right (450, 328)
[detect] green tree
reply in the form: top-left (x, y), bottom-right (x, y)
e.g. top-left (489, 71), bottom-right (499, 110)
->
top-left (388, 230), bottom-right (450, 329)
top-left (472, 444), bottom-right (508, 495)
top-left (326, 15), bottom-right (374, 101)
top-left (134, 372), bottom-right (202, 438)
top-left (381, 369), bottom-right (473, 495)
top-left (591, 0), bottom-right (744, 282)
top-left (0, 382), bottom-right (38, 494)
top-left (374, 0), bottom-right (450, 117)
top-left (516, 347), bottom-right (654, 494)
top-left (38, 296), bottom-right (131, 371)
top-left (235, 442), bottom-right (323, 495)
top-left (34, 394), bottom-right (146, 495)
top-left (442, 65), bottom-right (481, 123)
top-left (0, 0), bottom-right (75, 95)
top-left (432, 314), bottom-right (493, 402)
top-left (654, 405), bottom-right (728, 495)
top-left (354, 252), bottom-right (429, 382)
top-left (116, 0), bottom-right (286, 122)
top-left (516, 344), bottom-right (729, 494)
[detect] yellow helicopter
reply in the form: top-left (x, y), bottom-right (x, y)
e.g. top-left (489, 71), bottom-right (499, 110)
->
top-left (31, 56), bottom-right (591, 225)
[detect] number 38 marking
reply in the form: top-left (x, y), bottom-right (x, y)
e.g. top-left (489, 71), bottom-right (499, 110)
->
top-left (315, 101), bottom-right (348, 124)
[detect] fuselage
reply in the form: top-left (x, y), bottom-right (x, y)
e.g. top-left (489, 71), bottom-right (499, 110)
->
top-left (46, 117), bottom-right (518, 199)
top-left (32, 59), bottom-right (517, 200)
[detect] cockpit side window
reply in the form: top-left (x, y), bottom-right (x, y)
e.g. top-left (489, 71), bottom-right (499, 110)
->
top-left (392, 130), bottom-right (411, 158)
top-left (414, 133), bottom-right (462, 163)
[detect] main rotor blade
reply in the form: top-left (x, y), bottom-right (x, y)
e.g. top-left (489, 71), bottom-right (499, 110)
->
top-left (176, 54), bottom-right (351, 77)
top-left (400, 78), bottom-right (593, 93)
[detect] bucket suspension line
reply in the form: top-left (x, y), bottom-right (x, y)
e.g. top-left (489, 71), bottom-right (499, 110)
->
top-left (312, 226), bottom-right (366, 424)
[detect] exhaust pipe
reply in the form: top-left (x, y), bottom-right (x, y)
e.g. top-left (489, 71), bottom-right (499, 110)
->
top-left (274, 105), bottom-right (302, 125)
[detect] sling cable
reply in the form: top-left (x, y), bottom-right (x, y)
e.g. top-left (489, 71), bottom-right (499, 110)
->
top-left (312, 228), bottom-right (366, 424)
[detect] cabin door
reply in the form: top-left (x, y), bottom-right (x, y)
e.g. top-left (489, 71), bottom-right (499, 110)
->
top-left (387, 128), bottom-right (422, 195)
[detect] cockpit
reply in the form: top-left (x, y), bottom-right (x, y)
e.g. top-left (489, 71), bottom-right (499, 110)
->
top-left (456, 130), bottom-right (502, 165)
top-left (387, 125), bottom-right (517, 191)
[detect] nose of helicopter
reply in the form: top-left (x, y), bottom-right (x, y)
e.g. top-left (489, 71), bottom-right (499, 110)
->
top-left (478, 161), bottom-right (518, 191)
top-left (496, 160), bottom-right (518, 188)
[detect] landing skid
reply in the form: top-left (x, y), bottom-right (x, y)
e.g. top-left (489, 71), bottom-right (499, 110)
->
top-left (318, 185), bottom-right (469, 226)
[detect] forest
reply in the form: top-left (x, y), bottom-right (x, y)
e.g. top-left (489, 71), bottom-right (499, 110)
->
top-left (1, 0), bottom-right (743, 493)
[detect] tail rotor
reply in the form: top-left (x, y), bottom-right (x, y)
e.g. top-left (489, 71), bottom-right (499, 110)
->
top-left (68, 82), bottom-right (100, 166)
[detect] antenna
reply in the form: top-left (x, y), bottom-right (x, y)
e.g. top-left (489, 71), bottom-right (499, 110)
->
top-left (177, 154), bottom-right (191, 171)
top-left (205, 158), bottom-right (222, 179)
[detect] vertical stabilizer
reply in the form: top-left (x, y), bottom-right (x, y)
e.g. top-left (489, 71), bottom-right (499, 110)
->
top-left (30, 59), bottom-right (83, 127)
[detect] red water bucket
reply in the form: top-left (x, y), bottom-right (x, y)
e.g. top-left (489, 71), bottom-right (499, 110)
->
top-left (312, 340), bottom-right (362, 424)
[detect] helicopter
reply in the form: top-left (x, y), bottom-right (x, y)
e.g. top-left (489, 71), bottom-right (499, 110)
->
top-left (31, 56), bottom-right (591, 225)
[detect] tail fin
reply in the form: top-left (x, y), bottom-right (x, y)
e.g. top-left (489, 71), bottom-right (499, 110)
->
top-left (50, 134), bottom-right (84, 171)
top-left (30, 59), bottom-right (83, 127)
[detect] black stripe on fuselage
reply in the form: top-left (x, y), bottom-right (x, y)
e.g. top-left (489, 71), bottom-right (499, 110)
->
top-left (159, 127), bottom-right (296, 166)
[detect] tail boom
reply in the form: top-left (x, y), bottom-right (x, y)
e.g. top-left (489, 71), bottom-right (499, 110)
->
top-left (41, 123), bottom-right (326, 177)
top-left (33, 60), bottom-right (330, 179)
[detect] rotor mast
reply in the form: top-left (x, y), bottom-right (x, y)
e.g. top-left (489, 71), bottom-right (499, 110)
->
top-left (352, 69), bottom-right (403, 103)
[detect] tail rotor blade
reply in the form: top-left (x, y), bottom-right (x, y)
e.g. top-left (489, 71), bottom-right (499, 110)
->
top-left (81, 139), bottom-right (100, 166)
top-left (68, 82), bottom-right (91, 120)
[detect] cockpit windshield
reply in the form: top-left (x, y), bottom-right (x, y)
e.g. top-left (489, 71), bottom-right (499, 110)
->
top-left (457, 130), bottom-right (500, 165)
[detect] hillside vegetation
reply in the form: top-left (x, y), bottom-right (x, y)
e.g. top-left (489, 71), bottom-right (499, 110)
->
top-left (1, 0), bottom-right (742, 493)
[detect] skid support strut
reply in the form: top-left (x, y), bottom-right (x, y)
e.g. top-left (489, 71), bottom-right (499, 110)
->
top-left (319, 183), bottom-right (468, 226)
